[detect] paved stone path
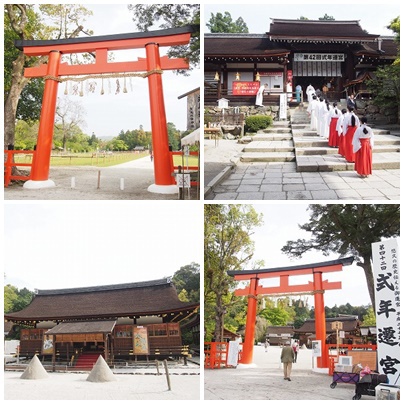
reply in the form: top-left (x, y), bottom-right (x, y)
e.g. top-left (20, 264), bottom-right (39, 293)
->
top-left (204, 106), bottom-right (400, 200)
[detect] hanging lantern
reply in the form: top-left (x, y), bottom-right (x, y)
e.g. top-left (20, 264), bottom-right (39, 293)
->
top-left (255, 72), bottom-right (261, 81)
top-left (235, 72), bottom-right (240, 81)
top-left (214, 71), bottom-right (220, 81)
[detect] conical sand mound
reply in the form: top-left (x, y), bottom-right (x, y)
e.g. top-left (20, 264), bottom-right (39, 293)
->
top-left (87, 355), bottom-right (116, 383)
top-left (20, 355), bottom-right (49, 379)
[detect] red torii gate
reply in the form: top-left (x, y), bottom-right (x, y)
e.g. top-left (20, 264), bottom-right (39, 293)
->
top-left (15, 26), bottom-right (197, 193)
top-left (227, 257), bottom-right (354, 369)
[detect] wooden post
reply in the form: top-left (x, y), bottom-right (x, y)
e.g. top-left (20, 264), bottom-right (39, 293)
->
top-left (239, 277), bottom-right (258, 364)
top-left (145, 42), bottom-right (176, 193)
top-left (163, 359), bottom-right (171, 391)
top-left (29, 50), bottom-right (61, 186)
top-left (313, 271), bottom-right (328, 368)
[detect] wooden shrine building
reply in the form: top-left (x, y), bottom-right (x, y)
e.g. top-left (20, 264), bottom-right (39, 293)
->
top-left (5, 278), bottom-right (199, 366)
top-left (205, 19), bottom-right (397, 105)
top-left (295, 316), bottom-right (362, 347)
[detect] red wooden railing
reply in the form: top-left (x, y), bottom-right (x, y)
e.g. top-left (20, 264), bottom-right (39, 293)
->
top-left (171, 150), bottom-right (199, 187)
top-left (4, 150), bottom-right (35, 187)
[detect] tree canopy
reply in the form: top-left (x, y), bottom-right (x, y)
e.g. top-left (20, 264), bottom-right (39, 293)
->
top-left (206, 12), bottom-right (249, 33)
top-left (204, 204), bottom-right (263, 341)
top-left (127, 4), bottom-right (200, 73)
top-left (172, 262), bottom-right (200, 303)
top-left (281, 204), bottom-right (400, 311)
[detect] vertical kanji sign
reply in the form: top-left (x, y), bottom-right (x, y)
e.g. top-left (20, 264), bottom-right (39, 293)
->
top-left (372, 238), bottom-right (400, 385)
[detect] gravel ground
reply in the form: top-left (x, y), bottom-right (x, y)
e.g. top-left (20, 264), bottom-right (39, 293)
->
top-left (5, 156), bottom-right (200, 200)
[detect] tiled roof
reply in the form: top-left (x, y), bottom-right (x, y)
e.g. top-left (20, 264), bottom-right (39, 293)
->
top-left (5, 279), bottom-right (199, 321)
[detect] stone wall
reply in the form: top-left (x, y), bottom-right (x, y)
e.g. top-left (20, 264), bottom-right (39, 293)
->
top-left (355, 99), bottom-right (398, 124)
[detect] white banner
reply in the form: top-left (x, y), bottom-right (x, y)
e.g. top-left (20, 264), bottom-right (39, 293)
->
top-left (279, 93), bottom-right (287, 120)
top-left (227, 341), bottom-right (239, 367)
top-left (372, 238), bottom-right (400, 385)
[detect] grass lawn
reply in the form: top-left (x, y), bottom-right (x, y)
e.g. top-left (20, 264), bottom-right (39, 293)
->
top-left (14, 151), bottom-right (199, 168)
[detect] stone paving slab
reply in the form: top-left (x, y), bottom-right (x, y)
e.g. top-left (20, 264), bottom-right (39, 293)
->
top-left (204, 161), bottom-right (400, 201)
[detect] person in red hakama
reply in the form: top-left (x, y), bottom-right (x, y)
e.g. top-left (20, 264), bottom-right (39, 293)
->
top-left (352, 116), bottom-right (374, 177)
top-left (337, 109), bottom-right (347, 156)
top-left (328, 102), bottom-right (341, 147)
top-left (342, 106), bottom-right (359, 163)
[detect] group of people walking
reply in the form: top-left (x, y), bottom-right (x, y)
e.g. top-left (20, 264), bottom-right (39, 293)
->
top-left (306, 85), bottom-right (374, 177)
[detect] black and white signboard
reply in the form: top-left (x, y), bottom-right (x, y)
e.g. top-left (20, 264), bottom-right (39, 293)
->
top-left (372, 238), bottom-right (400, 385)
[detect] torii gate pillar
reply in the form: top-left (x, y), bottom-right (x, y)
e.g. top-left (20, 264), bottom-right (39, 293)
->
top-left (228, 258), bottom-right (354, 369)
top-left (145, 42), bottom-right (176, 194)
top-left (24, 50), bottom-right (61, 189)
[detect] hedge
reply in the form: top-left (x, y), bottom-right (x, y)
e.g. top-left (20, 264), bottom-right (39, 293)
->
top-left (245, 115), bottom-right (273, 132)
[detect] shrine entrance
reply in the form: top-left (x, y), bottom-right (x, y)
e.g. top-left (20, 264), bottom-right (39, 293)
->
top-left (15, 26), bottom-right (197, 193)
top-left (227, 257), bottom-right (354, 370)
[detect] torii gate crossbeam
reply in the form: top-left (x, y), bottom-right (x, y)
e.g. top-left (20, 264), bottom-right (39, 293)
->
top-left (15, 26), bottom-right (198, 193)
top-left (228, 257), bottom-right (354, 369)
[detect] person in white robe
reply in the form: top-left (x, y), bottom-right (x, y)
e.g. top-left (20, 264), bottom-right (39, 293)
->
top-left (306, 84), bottom-right (315, 103)
top-left (307, 94), bottom-right (319, 131)
top-left (314, 97), bottom-right (325, 135)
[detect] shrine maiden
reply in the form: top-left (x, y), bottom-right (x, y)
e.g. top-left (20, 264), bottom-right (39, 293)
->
top-left (342, 106), bottom-right (360, 163)
top-left (337, 109), bottom-right (347, 156)
top-left (352, 116), bottom-right (374, 177)
top-left (328, 102), bottom-right (342, 147)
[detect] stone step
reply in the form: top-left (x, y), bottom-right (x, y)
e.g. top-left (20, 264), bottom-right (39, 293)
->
top-left (296, 144), bottom-right (400, 156)
top-left (240, 152), bottom-right (295, 162)
top-left (243, 140), bottom-right (294, 153)
top-left (294, 137), bottom-right (400, 148)
top-left (296, 152), bottom-right (400, 172)
top-left (253, 133), bottom-right (292, 141)
top-left (261, 127), bottom-right (291, 134)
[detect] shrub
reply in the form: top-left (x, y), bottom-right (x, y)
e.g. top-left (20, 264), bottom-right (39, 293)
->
top-left (245, 115), bottom-right (273, 132)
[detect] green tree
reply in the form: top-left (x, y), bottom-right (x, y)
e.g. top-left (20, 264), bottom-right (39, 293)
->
top-left (204, 204), bottom-right (263, 342)
top-left (362, 306), bottom-right (376, 326)
top-left (388, 16), bottom-right (400, 63)
top-left (4, 4), bottom-right (93, 150)
top-left (281, 204), bottom-right (400, 312)
top-left (207, 12), bottom-right (249, 33)
top-left (172, 262), bottom-right (200, 303)
top-left (366, 17), bottom-right (400, 122)
top-left (167, 122), bottom-right (181, 150)
top-left (4, 284), bottom-right (34, 313)
top-left (127, 4), bottom-right (200, 73)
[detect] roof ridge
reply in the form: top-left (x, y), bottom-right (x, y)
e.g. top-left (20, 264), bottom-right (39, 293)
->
top-left (36, 278), bottom-right (172, 296)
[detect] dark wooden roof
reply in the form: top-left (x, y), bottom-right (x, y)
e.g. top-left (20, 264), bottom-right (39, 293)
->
top-left (205, 34), bottom-right (290, 60)
top-left (5, 278), bottom-right (199, 322)
top-left (268, 19), bottom-right (379, 42)
top-left (295, 317), bottom-right (360, 334)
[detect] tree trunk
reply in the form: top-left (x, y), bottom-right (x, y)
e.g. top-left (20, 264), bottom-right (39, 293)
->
top-left (214, 295), bottom-right (225, 342)
top-left (4, 52), bottom-right (30, 149)
top-left (358, 256), bottom-right (375, 312)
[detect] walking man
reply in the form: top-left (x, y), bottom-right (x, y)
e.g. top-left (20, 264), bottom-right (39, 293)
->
top-left (281, 341), bottom-right (295, 381)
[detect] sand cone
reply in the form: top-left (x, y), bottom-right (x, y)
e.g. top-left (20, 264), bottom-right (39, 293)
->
top-left (20, 355), bottom-right (49, 379)
top-left (86, 355), bottom-right (116, 383)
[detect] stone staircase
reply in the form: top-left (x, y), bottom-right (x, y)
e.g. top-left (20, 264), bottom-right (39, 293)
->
top-left (240, 105), bottom-right (400, 171)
